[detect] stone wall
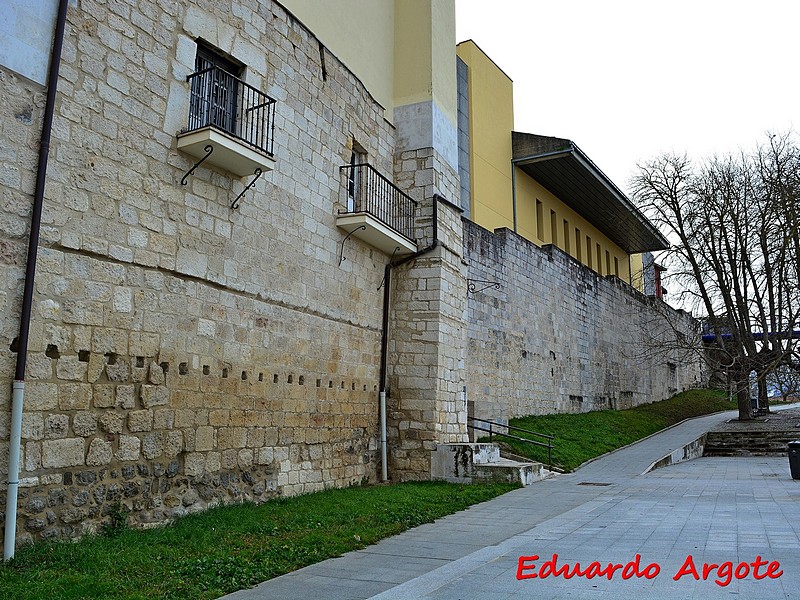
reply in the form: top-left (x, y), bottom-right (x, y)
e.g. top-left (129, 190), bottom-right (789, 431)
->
top-left (0, 0), bottom-right (399, 547)
top-left (464, 222), bottom-right (703, 423)
top-left (0, 0), bottom-right (703, 550)
top-left (387, 147), bottom-right (468, 481)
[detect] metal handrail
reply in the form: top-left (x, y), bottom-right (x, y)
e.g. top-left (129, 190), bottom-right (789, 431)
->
top-left (468, 417), bottom-right (554, 466)
top-left (184, 65), bottom-right (277, 156)
top-left (339, 163), bottom-right (417, 242)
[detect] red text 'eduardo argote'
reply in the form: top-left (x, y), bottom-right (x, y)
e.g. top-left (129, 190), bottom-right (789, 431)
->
top-left (517, 554), bottom-right (783, 587)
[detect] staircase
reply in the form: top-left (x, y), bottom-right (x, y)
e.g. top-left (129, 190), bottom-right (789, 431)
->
top-left (430, 443), bottom-right (548, 485)
top-left (703, 430), bottom-right (800, 456)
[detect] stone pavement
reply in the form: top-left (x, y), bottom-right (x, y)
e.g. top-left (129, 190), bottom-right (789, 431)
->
top-left (222, 408), bottom-right (800, 600)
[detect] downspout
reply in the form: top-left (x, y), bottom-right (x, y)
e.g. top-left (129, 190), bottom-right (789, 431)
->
top-left (378, 194), bottom-right (441, 482)
top-left (4, 0), bottom-right (69, 561)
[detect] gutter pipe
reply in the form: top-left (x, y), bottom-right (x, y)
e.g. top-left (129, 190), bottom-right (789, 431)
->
top-left (378, 194), bottom-right (441, 482)
top-left (4, 0), bottom-right (69, 561)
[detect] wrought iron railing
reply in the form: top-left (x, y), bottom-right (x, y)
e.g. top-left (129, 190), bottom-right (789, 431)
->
top-left (468, 416), bottom-right (555, 467)
top-left (185, 66), bottom-right (276, 156)
top-left (339, 163), bottom-right (417, 242)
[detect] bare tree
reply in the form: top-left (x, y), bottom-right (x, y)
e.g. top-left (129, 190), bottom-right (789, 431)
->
top-left (631, 133), bottom-right (800, 420)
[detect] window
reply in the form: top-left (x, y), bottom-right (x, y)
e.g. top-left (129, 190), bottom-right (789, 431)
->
top-left (575, 227), bottom-right (582, 260)
top-left (614, 256), bottom-right (619, 277)
top-left (550, 210), bottom-right (558, 246)
top-left (585, 236), bottom-right (592, 266)
top-left (605, 250), bottom-right (611, 276)
top-left (190, 44), bottom-right (244, 137)
top-left (596, 243), bottom-right (602, 273)
top-left (563, 219), bottom-right (570, 254)
top-left (346, 142), bottom-right (367, 212)
top-left (536, 200), bottom-right (543, 241)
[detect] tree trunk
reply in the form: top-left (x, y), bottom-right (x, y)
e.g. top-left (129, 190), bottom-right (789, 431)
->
top-left (737, 378), bottom-right (754, 421)
top-left (758, 375), bottom-right (770, 412)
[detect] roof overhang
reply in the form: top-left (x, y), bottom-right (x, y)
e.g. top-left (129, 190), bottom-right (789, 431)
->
top-left (512, 132), bottom-right (669, 254)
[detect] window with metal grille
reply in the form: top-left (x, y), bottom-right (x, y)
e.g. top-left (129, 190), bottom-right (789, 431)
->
top-left (190, 44), bottom-right (244, 137)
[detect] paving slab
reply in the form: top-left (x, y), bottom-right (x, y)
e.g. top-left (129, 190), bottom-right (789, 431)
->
top-left (221, 408), bottom-right (800, 600)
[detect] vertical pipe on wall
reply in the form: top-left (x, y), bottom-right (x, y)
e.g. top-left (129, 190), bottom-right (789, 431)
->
top-left (4, 0), bottom-right (69, 561)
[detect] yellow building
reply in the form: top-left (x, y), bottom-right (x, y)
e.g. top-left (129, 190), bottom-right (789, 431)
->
top-left (456, 40), bottom-right (667, 281)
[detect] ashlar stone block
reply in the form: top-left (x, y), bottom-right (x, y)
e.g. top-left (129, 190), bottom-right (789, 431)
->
top-left (42, 438), bottom-right (85, 468)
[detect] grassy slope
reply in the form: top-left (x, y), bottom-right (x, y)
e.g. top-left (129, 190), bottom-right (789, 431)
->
top-left (0, 481), bottom-right (517, 600)
top-left (503, 389), bottom-right (733, 471)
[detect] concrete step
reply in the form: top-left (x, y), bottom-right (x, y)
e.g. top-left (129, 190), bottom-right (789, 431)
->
top-left (704, 430), bottom-right (800, 456)
top-left (430, 443), bottom-right (547, 486)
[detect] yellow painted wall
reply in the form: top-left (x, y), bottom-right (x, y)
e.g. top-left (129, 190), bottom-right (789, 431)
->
top-left (515, 171), bottom-right (631, 280)
top-left (456, 41), bottom-right (514, 232)
top-left (457, 39), bottom-right (630, 280)
top-left (280, 0), bottom-right (395, 117)
top-left (281, 0), bottom-right (456, 125)
top-left (630, 253), bottom-right (645, 291)
top-left (394, 0), bottom-right (457, 126)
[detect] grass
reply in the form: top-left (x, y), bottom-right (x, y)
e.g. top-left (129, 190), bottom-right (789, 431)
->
top-left (498, 389), bottom-right (734, 472)
top-left (0, 481), bottom-right (517, 600)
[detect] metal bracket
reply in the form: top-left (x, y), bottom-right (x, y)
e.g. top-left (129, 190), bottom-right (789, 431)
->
top-left (467, 279), bottom-right (500, 295)
top-left (338, 225), bottom-right (366, 266)
top-left (231, 168), bottom-right (263, 210)
top-left (377, 247), bottom-right (401, 290)
top-left (180, 144), bottom-right (213, 185)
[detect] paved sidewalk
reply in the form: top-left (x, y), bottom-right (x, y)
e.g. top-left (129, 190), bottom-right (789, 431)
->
top-left (222, 409), bottom-right (800, 600)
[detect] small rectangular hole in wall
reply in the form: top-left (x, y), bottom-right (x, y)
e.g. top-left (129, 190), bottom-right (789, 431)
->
top-left (363, 385), bottom-right (367, 391)
top-left (45, 344), bottom-right (61, 359)
top-left (159, 361), bottom-right (169, 374)
top-left (273, 374), bottom-right (278, 383)
top-left (298, 376), bottom-right (304, 385)
top-left (328, 381), bottom-right (333, 388)
top-left (340, 381), bottom-right (344, 389)
top-left (288, 374), bottom-right (293, 384)
top-left (136, 356), bottom-right (145, 368)
top-left (351, 382), bottom-right (355, 390)
top-left (242, 371), bottom-right (248, 380)
top-left (203, 365), bottom-right (210, 375)
top-left (316, 379), bottom-right (321, 387)
top-left (259, 372), bottom-right (264, 382)
top-left (222, 368), bottom-right (229, 378)
top-left (179, 362), bottom-right (188, 375)
top-left (78, 350), bottom-right (90, 363)
top-left (106, 352), bottom-right (118, 365)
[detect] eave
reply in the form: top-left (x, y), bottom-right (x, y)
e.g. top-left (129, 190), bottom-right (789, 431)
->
top-left (512, 132), bottom-right (669, 254)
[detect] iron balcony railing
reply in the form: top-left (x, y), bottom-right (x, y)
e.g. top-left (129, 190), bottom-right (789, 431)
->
top-left (185, 65), bottom-right (276, 156)
top-left (339, 163), bottom-right (417, 242)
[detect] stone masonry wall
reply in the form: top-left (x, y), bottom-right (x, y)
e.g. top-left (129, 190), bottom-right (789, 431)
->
top-left (464, 222), bottom-right (703, 423)
top-left (387, 147), bottom-right (468, 481)
top-left (0, 0), bottom-right (400, 547)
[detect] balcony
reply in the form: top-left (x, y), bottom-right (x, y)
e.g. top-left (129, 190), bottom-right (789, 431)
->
top-left (177, 66), bottom-right (277, 177)
top-left (337, 164), bottom-right (418, 256)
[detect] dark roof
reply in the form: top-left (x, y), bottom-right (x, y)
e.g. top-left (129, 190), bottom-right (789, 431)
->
top-left (512, 132), bottom-right (669, 253)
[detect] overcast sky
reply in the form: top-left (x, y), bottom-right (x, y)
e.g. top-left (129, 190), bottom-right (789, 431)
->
top-left (455, 0), bottom-right (799, 193)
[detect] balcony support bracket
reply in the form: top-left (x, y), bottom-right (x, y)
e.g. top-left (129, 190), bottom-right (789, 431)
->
top-left (467, 279), bottom-right (501, 295)
top-left (231, 168), bottom-right (263, 210)
top-left (377, 247), bottom-right (400, 290)
top-left (181, 144), bottom-right (214, 185)
top-left (338, 225), bottom-right (366, 266)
